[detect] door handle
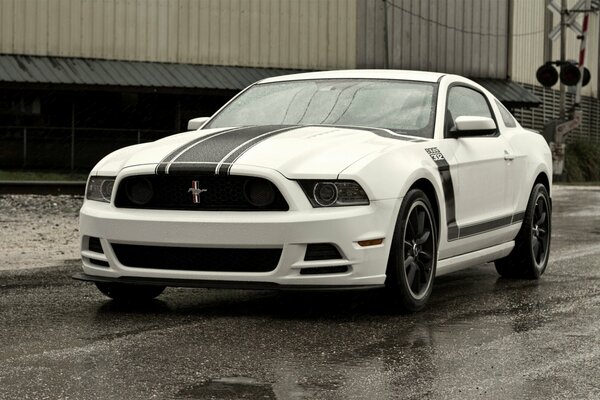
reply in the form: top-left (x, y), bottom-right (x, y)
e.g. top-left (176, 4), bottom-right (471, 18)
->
top-left (504, 150), bottom-right (515, 161)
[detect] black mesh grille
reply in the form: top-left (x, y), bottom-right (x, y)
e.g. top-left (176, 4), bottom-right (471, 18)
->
top-left (114, 175), bottom-right (288, 211)
top-left (112, 243), bottom-right (282, 272)
top-left (86, 258), bottom-right (109, 268)
top-left (87, 236), bottom-right (103, 253)
top-left (304, 243), bottom-right (342, 261)
top-left (300, 266), bottom-right (349, 275)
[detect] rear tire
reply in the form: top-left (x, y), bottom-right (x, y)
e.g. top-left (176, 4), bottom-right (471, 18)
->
top-left (95, 282), bottom-right (166, 302)
top-left (385, 189), bottom-right (437, 312)
top-left (495, 183), bottom-right (551, 279)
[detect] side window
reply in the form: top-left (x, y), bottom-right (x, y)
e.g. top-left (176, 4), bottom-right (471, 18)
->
top-left (446, 86), bottom-right (494, 135)
top-left (447, 86), bottom-right (493, 119)
top-left (495, 99), bottom-right (517, 128)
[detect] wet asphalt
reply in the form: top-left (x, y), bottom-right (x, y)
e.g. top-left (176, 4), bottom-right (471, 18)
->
top-left (1, 185), bottom-right (599, 400)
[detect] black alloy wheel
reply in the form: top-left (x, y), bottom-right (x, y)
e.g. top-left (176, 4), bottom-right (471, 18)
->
top-left (531, 192), bottom-right (550, 268)
top-left (495, 183), bottom-right (551, 279)
top-left (386, 189), bottom-right (437, 312)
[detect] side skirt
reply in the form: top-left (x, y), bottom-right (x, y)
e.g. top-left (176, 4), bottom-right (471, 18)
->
top-left (435, 241), bottom-right (514, 277)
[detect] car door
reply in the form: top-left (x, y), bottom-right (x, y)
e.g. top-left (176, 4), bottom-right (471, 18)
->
top-left (493, 99), bottom-right (529, 219)
top-left (444, 85), bottom-right (514, 252)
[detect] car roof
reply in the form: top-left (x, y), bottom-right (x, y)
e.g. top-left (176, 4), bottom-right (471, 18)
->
top-left (259, 69), bottom-right (446, 84)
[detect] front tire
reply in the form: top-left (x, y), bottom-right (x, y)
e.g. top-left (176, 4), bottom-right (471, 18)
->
top-left (386, 189), bottom-right (437, 312)
top-left (495, 183), bottom-right (551, 279)
top-left (95, 282), bottom-right (166, 302)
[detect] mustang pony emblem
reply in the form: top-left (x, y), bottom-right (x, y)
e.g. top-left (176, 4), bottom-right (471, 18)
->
top-left (188, 181), bottom-right (208, 203)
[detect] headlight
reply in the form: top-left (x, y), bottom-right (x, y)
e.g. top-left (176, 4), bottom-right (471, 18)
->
top-left (298, 180), bottom-right (369, 207)
top-left (86, 176), bottom-right (115, 203)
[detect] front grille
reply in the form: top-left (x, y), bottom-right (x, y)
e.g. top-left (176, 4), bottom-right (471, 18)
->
top-left (114, 175), bottom-right (288, 211)
top-left (112, 243), bottom-right (282, 272)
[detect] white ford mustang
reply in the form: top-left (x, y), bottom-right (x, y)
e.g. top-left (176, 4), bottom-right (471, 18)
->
top-left (74, 70), bottom-right (552, 311)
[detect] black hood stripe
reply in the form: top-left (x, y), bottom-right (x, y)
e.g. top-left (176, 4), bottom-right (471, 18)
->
top-left (174, 125), bottom-right (285, 164)
top-left (218, 126), bottom-right (300, 175)
top-left (164, 162), bottom-right (221, 175)
top-left (157, 124), bottom-right (427, 176)
top-left (161, 125), bottom-right (298, 175)
top-left (155, 127), bottom-right (244, 174)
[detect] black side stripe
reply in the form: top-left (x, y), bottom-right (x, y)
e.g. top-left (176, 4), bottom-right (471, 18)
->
top-left (425, 148), bottom-right (458, 241)
top-left (511, 211), bottom-right (526, 223)
top-left (155, 127), bottom-right (243, 174)
top-left (456, 212), bottom-right (525, 239)
top-left (426, 147), bottom-right (526, 241)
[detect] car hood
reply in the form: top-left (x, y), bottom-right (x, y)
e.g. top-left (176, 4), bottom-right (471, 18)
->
top-left (95, 125), bottom-right (424, 178)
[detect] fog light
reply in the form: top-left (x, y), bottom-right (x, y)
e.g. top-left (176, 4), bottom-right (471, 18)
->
top-left (244, 179), bottom-right (275, 207)
top-left (125, 177), bottom-right (154, 205)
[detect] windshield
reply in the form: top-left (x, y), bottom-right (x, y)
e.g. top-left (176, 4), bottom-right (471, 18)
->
top-left (204, 79), bottom-right (438, 138)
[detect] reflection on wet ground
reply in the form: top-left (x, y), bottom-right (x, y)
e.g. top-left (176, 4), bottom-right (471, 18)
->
top-left (178, 377), bottom-right (276, 399)
top-left (0, 185), bottom-right (599, 399)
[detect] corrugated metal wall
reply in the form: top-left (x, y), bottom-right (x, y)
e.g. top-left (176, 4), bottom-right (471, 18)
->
top-left (356, 0), bottom-right (510, 78)
top-left (510, 0), bottom-right (599, 98)
top-left (509, 0), bottom-right (547, 85)
top-left (0, 0), bottom-right (356, 70)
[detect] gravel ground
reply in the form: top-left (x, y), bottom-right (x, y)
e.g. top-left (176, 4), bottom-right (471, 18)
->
top-left (0, 195), bottom-right (83, 271)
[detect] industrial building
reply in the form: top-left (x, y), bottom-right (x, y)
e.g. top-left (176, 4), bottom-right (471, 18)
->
top-left (0, 0), bottom-right (598, 170)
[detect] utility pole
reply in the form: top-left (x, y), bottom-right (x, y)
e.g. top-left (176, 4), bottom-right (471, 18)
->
top-left (546, 0), bottom-right (596, 178)
top-left (383, 0), bottom-right (389, 69)
top-left (558, 0), bottom-right (567, 121)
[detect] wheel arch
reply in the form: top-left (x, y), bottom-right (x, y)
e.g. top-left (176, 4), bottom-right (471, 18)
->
top-left (407, 178), bottom-right (441, 243)
top-left (534, 171), bottom-right (550, 193)
top-left (533, 171), bottom-right (552, 210)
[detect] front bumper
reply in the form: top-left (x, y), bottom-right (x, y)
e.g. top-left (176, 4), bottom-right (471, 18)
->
top-left (78, 170), bottom-right (400, 287)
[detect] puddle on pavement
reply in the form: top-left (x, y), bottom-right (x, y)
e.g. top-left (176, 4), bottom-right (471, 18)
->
top-left (177, 377), bottom-right (276, 399)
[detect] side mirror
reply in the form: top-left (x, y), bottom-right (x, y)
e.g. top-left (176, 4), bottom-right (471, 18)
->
top-left (187, 117), bottom-right (210, 130)
top-left (450, 116), bottom-right (497, 137)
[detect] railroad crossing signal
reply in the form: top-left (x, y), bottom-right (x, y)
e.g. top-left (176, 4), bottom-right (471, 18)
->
top-left (538, 0), bottom-right (598, 88)
top-left (535, 62), bottom-right (590, 87)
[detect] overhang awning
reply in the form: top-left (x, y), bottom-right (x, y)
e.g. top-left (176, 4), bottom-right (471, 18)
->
top-left (0, 54), bottom-right (295, 92)
top-left (474, 78), bottom-right (542, 109)
top-left (0, 55), bottom-right (543, 108)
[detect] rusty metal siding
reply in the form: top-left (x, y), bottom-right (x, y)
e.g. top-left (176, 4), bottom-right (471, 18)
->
top-left (356, 0), bottom-right (510, 79)
top-left (0, 0), bottom-right (357, 70)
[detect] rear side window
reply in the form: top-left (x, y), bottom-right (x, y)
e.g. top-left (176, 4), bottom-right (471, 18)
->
top-left (495, 99), bottom-right (517, 128)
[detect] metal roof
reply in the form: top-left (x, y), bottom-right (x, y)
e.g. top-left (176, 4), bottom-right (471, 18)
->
top-left (0, 54), bottom-right (293, 91)
top-left (474, 78), bottom-right (542, 108)
top-left (0, 54), bottom-right (541, 107)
